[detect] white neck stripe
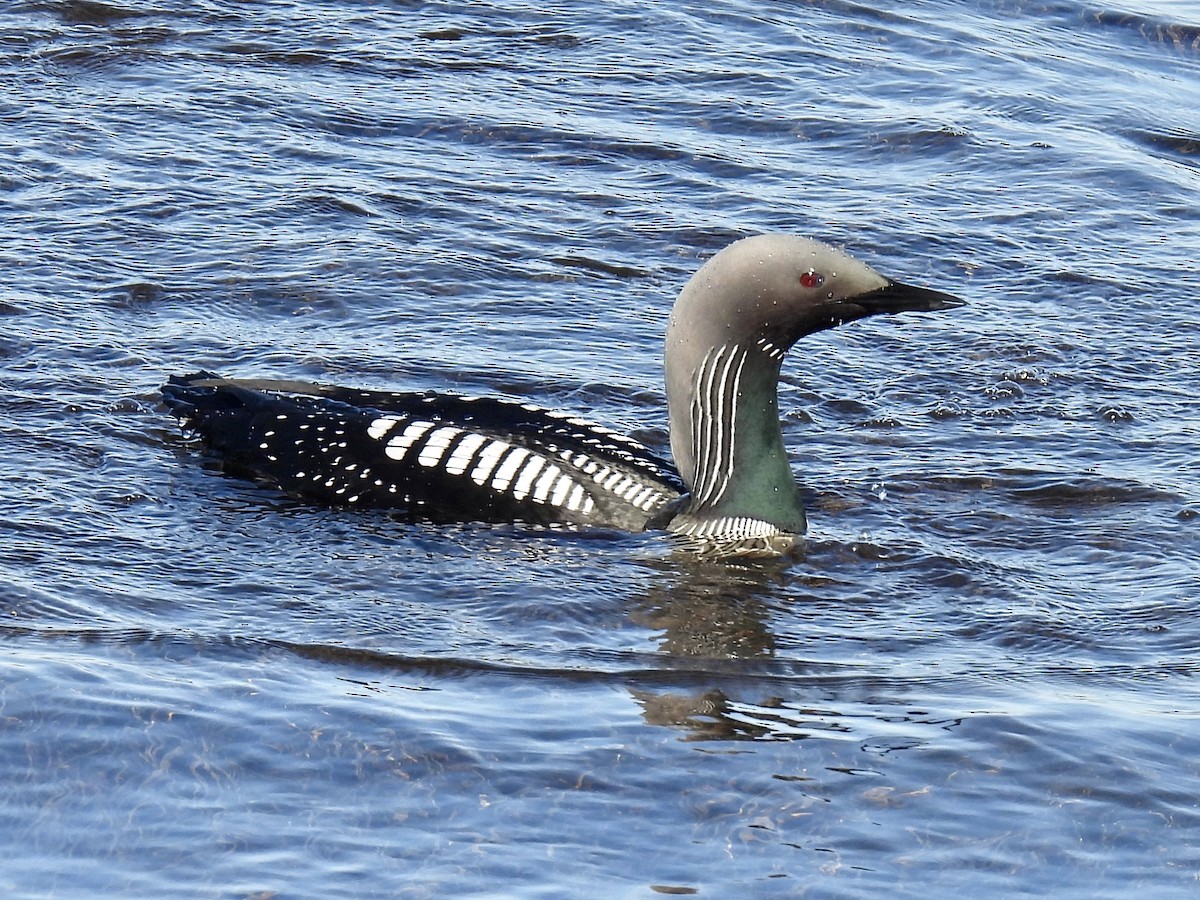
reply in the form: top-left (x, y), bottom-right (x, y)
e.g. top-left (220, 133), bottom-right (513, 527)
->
top-left (690, 343), bottom-right (747, 508)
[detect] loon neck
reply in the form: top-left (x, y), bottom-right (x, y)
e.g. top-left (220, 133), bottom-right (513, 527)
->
top-left (665, 339), bottom-right (806, 535)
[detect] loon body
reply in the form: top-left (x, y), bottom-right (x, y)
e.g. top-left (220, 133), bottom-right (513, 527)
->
top-left (162, 376), bottom-right (685, 531)
top-left (162, 235), bottom-right (962, 551)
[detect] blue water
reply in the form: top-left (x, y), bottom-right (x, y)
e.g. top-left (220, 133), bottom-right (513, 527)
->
top-left (2, 0), bottom-right (1199, 896)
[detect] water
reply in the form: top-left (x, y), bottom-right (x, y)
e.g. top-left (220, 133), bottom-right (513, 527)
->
top-left (2, 0), bottom-right (1198, 896)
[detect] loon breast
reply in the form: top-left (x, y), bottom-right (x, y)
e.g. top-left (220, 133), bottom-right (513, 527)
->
top-left (161, 373), bottom-right (685, 531)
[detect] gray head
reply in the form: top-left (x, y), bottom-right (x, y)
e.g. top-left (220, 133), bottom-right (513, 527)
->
top-left (666, 234), bottom-right (961, 368)
top-left (663, 234), bottom-right (963, 546)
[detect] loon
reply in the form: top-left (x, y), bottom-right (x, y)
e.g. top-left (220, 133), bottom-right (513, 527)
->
top-left (162, 234), bottom-right (963, 553)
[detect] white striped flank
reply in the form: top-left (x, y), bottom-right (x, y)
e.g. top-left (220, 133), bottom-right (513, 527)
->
top-left (565, 483), bottom-right (589, 513)
top-left (516, 400), bottom-right (673, 483)
top-left (490, 448), bottom-right (531, 492)
top-left (610, 475), bottom-right (636, 499)
top-left (628, 485), bottom-right (656, 509)
top-left (549, 448), bottom-right (669, 514)
top-left (470, 439), bottom-right (511, 486)
top-left (511, 455), bottom-right (547, 500)
top-left (531, 465), bottom-right (563, 503)
top-left (689, 344), bottom-right (748, 509)
top-left (549, 475), bottom-right (574, 507)
top-left (385, 420), bottom-right (435, 461)
top-left (417, 426), bottom-right (463, 468)
top-left (445, 433), bottom-right (487, 476)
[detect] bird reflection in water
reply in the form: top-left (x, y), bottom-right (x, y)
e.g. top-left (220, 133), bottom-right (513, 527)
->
top-left (628, 552), bottom-right (794, 658)
top-left (627, 550), bottom-right (840, 742)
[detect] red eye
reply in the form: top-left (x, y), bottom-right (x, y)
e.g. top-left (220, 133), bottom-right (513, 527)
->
top-left (799, 270), bottom-right (824, 289)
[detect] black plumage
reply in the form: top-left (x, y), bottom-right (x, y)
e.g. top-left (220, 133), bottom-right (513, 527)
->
top-left (162, 372), bottom-right (685, 530)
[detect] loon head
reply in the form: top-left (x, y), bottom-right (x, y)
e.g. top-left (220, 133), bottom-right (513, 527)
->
top-left (663, 234), bottom-right (963, 550)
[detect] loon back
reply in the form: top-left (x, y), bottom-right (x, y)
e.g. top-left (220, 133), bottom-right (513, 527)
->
top-left (162, 374), bottom-right (684, 530)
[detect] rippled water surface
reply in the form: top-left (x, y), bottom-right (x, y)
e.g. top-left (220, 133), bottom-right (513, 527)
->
top-left (3, 0), bottom-right (1199, 896)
